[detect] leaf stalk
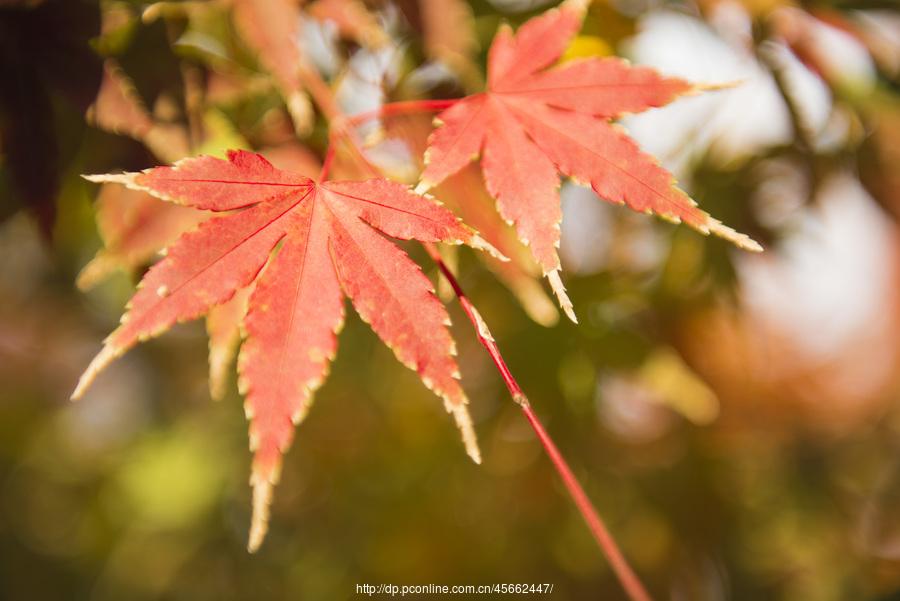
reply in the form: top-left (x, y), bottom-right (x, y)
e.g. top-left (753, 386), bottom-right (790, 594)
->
top-left (425, 243), bottom-right (652, 601)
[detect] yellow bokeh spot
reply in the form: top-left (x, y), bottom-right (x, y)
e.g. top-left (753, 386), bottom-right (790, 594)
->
top-left (562, 35), bottom-right (612, 62)
top-left (639, 348), bottom-right (720, 425)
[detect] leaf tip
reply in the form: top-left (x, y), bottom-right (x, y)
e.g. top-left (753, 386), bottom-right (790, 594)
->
top-left (208, 348), bottom-right (231, 401)
top-left (76, 252), bottom-right (116, 291)
top-left (247, 472), bottom-right (276, 553)
top-left (449, 401), bottom-right (481, 464)
top-left (547, 270), bottom-right (578, 324)
top-left (694, 79), bottom-right (746, 94)
top-left (287, 92), bottom-right (314, 137)
top-left (743, 238), bottom-right (764, 253)
top-left (82, 173), bottom-right (134, 185)
top-left (71, 345), bottom-right (118, 401)
top-left (707, 219), bottom-right (764, 253)
top-left (141, 3), bottom-right (163, 24)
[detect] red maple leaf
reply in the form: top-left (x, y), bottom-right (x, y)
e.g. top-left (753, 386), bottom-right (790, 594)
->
top-left (417, 2), bottom-right (762, 322)
top-left (72, 150), bottom-right (496, 550)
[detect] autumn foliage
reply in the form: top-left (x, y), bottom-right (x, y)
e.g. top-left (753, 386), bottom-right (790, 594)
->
top-left (73, 150), bottom-right (497, 549)
top-left (69, 0), bottom-right (763, 568)
top-left (4, 0), bottom-right (900, 598)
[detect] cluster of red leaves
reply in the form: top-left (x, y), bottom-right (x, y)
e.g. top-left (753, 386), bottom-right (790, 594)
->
top-left (75, 0), bottom-right (759, 551)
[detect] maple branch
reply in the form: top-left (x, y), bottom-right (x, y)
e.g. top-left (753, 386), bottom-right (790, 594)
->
top-left (519, 403), bottom-right (652, 601)
top-left (302, 62), bottom-right (652, 601)
top-left (424, 243), bottom-right (523, 400)
top-left (345, 99), bottom-right (460, 127)
top-left (319, 141), bottom-right (337, 181)
top-left (424, 243), bottom-right (653, 601)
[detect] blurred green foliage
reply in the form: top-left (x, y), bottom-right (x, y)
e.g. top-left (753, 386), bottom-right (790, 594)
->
top-left (2, 0), bottom-right (900, 599)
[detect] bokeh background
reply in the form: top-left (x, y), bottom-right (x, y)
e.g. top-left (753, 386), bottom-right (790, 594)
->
top-left (1, 0), bottom-right (899, 599)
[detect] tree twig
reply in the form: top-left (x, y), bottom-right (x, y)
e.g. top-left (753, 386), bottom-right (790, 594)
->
top-left (425, 243), bottom-right (652, 601)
